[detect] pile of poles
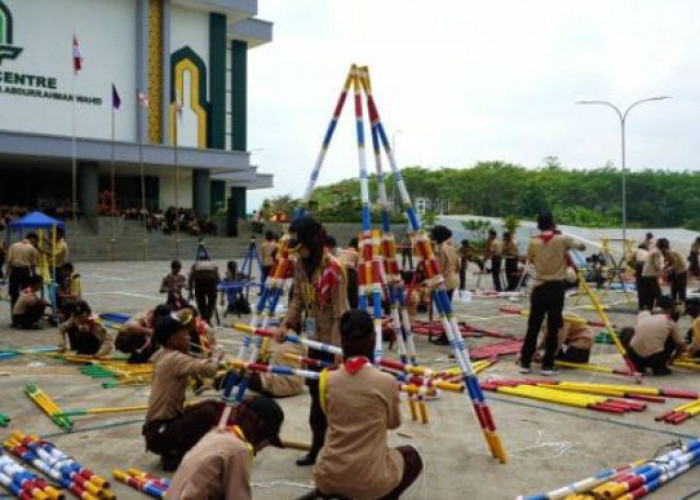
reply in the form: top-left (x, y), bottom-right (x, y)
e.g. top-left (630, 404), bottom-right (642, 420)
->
top-left (113, 468), bottom-right (170, 499)
top-left (481, 379), bottom-right (697, 416)
top-left (0, 451), bottom-right (62, 500)
top-left (656, 398), bottom-right (700, 425)
top-left (3, 431), bottom-right (114, 500)
top-left (520, 437), bottom-right (700, 500)
top-left (25, 384), bottom-right (73, 430)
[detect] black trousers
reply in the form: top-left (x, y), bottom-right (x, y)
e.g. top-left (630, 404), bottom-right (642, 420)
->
top-left (307, 348), bottom-right (334, 458)
top-left (12, 304), bottom-right (46, 329)
top-left (8, 266), bottom-right (31, 311)
top-left (490, 256), bottom-right (502, 291)
top-left (629, 339), bottom-right (677, 375)
top-left (143, 400), bottom-right (221, 458)
top-left (670, 272), bottom-right (687, 303)
top-left (194, 273), bottom-right (218, 324)
top-left (66, 326), bottom-right (101, 355)
top-left (459, 258), bottom-right (467, 290)
top-left (520, 281), bottom-right (566, 369)
top-left (347, 268), bottom-right (359, 309)
top-left (504, 258), bottom-right (518, 291)
top-left (638, 276), bottom-right (661, 311)
top-left (557, 345), bottom-right (591, 364)
top-left (634, 264), bottom-right (644, 309)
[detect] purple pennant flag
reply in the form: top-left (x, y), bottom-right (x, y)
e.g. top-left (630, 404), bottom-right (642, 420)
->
top-left (112, 84), bottom-right (121, 110)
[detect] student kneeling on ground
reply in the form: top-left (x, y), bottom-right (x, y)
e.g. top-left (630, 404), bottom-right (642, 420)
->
top-left (116, 304), bottom-right (172, 363)
top-left (167, 395), bottom-right (285, 500)
top-left (684, 298), bottom-right (700, 357)
top-left (628, 296), bottom-right (686, 376)
top-left (314, 310), bottom-right (423, 499)
top-left (56, 300), bottom-right (113, 357)
top-left (12, 275), bottom-right (49, 329)
top-left (536, 314), bottom-right (593, 364)
top-left (142, 311), bottom-right (224, 471)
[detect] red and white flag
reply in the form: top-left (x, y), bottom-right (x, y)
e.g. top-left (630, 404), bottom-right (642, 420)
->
top-left (72, 35), bottom-right (83, 73)
top-left (137, 90), bottom-right (150, 107)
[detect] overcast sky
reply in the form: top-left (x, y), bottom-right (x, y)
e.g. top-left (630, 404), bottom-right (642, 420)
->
top-left (246, 0), bottom-right (700, 211)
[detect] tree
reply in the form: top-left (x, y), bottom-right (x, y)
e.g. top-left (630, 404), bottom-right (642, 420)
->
top-left (461, 219), bottom-right (492, 242)
top-left (503, 215), bottom-right (520, 236)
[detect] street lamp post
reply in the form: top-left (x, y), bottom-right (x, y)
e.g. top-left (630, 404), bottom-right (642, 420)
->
top-left (576, 96), bottom-right (670, 242)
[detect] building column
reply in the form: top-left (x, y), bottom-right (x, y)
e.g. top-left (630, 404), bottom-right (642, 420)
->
top-left (227, 185), bottom-right (246, 237)
top-left (209, 13), bottom-right (226, 149)
top-left (192, 169), bottom-right (211, 216)
top-left (78, 162), bottom-right (99, 219)
top-left (230, 40), bottom-right (247, 151)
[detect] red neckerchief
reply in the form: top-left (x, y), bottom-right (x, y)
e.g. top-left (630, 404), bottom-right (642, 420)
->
top-left (319, 255), bottom-right (341, 304)
top-left (344, 356), bottom-right (369, 375)
top-left (537, 229), bottom-right (562, 244)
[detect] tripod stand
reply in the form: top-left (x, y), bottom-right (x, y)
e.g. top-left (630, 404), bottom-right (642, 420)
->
top-left (239, 237), bottom-right (264, 300)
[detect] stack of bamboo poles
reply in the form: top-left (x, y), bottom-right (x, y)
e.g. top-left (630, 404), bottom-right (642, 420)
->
top-left (481, 379), bottom-right (697, 415)
top-left (0, 450), bottom-right (63, 500)
top-left (5, 431), bottom-right (114, 500)
top-left (655, 398), bottom-right (700, 425)
top-left (519, 438), bottom-right (700, 500)
top-left (25, 384), bottom-right (72, 430)
top-left (113, 468), bottom-right (170, 499)
top-left (672, 354), bottom-right (700, 371)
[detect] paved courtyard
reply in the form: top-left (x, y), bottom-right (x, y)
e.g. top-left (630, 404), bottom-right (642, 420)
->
top-left (1, 260), bottom-right (700, 499)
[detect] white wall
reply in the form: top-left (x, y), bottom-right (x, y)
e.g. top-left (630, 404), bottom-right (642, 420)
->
top-left (0, 0), bottom-right (138, 142)
top-left (170, 5), bottom-right (209, 148)
top-left (160, 171), bottom-right (193, 209)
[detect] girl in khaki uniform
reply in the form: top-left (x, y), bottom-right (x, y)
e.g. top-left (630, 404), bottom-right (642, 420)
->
top-left (273, 216), bottom-right (349, 466)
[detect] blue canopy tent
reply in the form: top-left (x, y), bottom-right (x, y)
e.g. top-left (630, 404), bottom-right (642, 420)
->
top-left (6, 211), bottom-right (66, 241)
top-left (4, 212), bottom-right (68, 322)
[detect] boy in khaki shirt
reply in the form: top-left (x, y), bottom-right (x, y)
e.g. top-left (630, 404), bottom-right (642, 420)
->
top-left (142, 312), bottom-right (223, 470)
top-left (314, 310), bottom-right (423, 499)
top-left (167, 396), bottom-right (285, 500)
top-left (628, 296), bottom-right (686, 376)
top-left (520, 212), bottom-right (585, 375)
top-left (56, 300), bottom-right (112, 357)
top-left (12, 275), bottom-right (48, 329)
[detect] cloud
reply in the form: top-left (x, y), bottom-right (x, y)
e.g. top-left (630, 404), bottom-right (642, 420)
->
top-left (247, 0), bottom-right (700, 210)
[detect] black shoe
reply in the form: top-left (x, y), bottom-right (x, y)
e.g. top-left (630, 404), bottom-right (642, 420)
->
top-left (430, 335), bottom-right (450, 346)
top-left (160, 454), bottom-right (182, 471)
top-left (296, 453), bottom-right (317, 467)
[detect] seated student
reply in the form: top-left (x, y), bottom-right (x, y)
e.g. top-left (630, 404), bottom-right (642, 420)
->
top-left (536, 314), bottom-right (593, 364)
top-left (685, 298), bottom-right (700, 357)
top-left (159, 260), bottom-right (187, 310)
top-left (115, 304), bottom-right (172, 363)
top-left (56, 262), bottom-right (81, 322)
top-left (12, 275), bottom-right (49, 329)
top-left (628, 296), bottom-right (686, 376)
top-left (56, 300), bottom-right (113, 357)
top-left (142, 312), bottom-right (224, 471)
top-left (180, 304), bottom-right (217, 354)
top-left (167, 395), bottom-right (285, 500)
top-left (314, 310), bottom-right (423, 499)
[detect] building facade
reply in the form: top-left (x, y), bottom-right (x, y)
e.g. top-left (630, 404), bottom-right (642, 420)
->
top-left (0, 0), bottom-right (272, 229)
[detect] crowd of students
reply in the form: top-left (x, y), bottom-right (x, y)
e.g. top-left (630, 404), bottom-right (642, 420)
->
top-left (7, 210), bottom-right (700, 498)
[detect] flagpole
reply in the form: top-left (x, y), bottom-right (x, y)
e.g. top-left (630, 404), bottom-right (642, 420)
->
top-left (138, 92), bottom-right (148, 261)
top-left (174, 102), bottom-right (180, 260)
top-left (110, 97), bottom-right (116, 261)
top-left (71, 68), bottom-right (78, 248)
